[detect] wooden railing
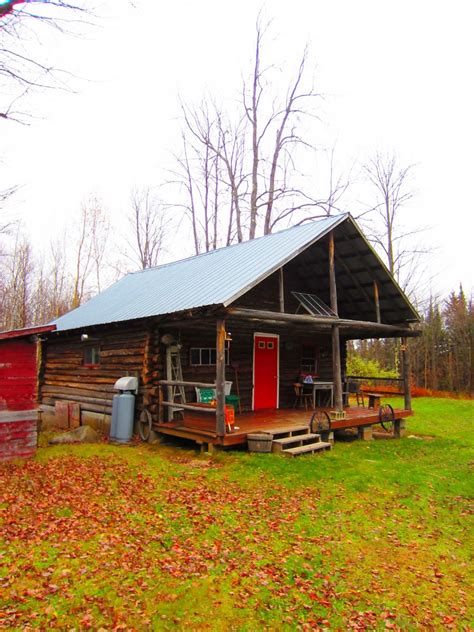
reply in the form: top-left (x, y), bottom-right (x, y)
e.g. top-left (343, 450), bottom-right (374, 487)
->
top-left (158, 380), bottom-right (218, 415)
top-left (345, 375), bottom-right (404, 395)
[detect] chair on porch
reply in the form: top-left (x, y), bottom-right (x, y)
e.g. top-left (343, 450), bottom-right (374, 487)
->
top-left (293, 383), bottom-right (313, 411)
top-left (342, 380), bottom-right (365, 407)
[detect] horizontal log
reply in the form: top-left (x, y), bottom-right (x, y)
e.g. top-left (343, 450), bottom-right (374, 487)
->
top-left (42, 380), bottom-right (115, 392)
top-left (161, 402), bottom-right (216, 414)
top-left (226, 307), bottom-right (417, 335)
top-left (159, 380), bottom-right (216, 388)
top-left (42, 384), bottom-right (113, 395)
top-left (47, 396), bottom-right (112, 414)
top-left (51, 393), bottom-right (112, 407)
top-left (346, 375), bottom-right (404, 383)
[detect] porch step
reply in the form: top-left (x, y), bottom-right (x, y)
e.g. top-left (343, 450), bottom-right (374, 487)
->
top-left (272, 433), bottom-right (321, 453)
top-left (282, 441), bottom-right (332, 457)
top-left (257, 424), bottom-right (310, 439)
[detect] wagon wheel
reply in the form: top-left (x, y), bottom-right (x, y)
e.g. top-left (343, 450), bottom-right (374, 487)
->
top-left (138, 409), bottom-right (152, 442)
top-left (310, 410), bottom-right (331, 434)
top-left (379, 404), bottom-right (395, 433)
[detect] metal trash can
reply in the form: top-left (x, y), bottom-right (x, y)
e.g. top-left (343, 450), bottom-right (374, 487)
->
top-left (110, 377), bottom-right (138, 444)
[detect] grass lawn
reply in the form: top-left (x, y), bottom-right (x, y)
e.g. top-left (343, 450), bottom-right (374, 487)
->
top-left (1, 397), bottom-right (473, 630)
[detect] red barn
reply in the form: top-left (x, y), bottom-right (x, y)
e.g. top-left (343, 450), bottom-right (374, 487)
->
top-left (0, 325), bottom-right (55, 461)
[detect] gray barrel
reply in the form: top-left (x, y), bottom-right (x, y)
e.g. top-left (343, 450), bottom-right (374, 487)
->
top-left (110, 393), bottom-right (121, 441)
top-left (113, 393), bottom-right (135, 444)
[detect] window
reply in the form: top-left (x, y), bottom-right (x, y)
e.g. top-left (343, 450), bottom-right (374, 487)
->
top-left (301, 344), bottom-right (318, 374)
top-left (190, 344), bottom-right (230, 366)
top-left (84, 346), bottom-right (100, 366)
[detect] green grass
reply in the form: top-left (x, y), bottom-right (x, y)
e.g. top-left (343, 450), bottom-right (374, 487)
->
top-left (0, 397), bottom-right (472, 629)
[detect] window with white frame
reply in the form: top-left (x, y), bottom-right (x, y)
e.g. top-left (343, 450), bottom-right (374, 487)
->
top-left (190, 343), bottom-right (230, 366)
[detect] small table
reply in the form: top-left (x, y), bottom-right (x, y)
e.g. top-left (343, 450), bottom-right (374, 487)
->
top-left (310, 382), bottom-right (334, 408)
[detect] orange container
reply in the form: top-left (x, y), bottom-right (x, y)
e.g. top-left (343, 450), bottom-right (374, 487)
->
top-left (225, 405), bottom-right (235, 430)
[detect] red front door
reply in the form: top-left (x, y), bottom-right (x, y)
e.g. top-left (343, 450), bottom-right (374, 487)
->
top-left (253, 334), bottom-right (279, 410)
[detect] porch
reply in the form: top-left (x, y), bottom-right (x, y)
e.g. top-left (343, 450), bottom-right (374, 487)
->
top-left (153, 403), bottom-right (413, 449)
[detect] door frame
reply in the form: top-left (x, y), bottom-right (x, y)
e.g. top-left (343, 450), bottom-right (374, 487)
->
top-left (252, 332), bottom-right (280, 411)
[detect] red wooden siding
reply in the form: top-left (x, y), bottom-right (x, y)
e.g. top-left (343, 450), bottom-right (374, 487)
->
top-left (0, 339), bottom-right (37, 410)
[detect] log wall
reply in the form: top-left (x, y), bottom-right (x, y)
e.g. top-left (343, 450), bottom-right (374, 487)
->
top-left (40, 317), bottom-right (346, 424)
top-left (159, 318), bottom-right (339, 411)
top-left (40, 323), bottom-right (162, 423)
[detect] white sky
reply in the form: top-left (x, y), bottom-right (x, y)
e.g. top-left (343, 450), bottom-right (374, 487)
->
top-left (2, 0), bottom-right (473, 300)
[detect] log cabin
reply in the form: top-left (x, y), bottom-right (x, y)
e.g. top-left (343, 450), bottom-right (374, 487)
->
top-left (38, 214), bottom-right (420, 449)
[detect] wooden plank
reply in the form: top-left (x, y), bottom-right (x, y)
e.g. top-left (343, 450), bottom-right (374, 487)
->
top-left (161, 401), bottom-right (216, 414)
top-left (279, 267), bottom-right (285, 312)
top-left (159, 380), bottom-right (216, 388)
top-left (328, 231), bottom-right (343, 411)
top-left (374, 280), bottom-right (381, 323)
top-left (216, 319), bottom-right (226, 437)
top-left (401, 337), bottom-right (412, 411)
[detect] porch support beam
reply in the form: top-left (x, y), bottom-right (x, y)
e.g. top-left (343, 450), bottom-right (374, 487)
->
top-left (226, 307), bottom-right (416, 336)
top-left (329, 231), bottom-right (343, 411)
top-left (401, 337), bottom-right (412, 411)
top-left (374, 280), bottom-right (381, 323)
top-left (216, 319), bottom-right (226, 437)
top-left (279, 267), bottom-right (285, 313)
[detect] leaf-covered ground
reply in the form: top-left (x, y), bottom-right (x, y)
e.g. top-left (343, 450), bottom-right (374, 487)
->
top-left (1, 398), bottom-right (473, 630)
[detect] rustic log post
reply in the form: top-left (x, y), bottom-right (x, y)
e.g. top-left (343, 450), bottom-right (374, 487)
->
top-left (401, 337), bottom-right (412, 411)
top-left (374, 280), bottom-right (381, 323)
top-left (329, 231), bottom-right (343, 411)
top-left (279, 267), bottom-right (285, 313)
top-left (216, 319), bottom-right (226, 437)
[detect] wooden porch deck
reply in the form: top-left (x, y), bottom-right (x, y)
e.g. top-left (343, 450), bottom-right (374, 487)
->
top-left (154, 405), bottom-right (413, 448)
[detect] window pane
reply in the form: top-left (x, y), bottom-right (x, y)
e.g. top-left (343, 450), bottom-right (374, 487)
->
top-left (190, 349), bottom-right (201, 365)
top-left (201, 349), bottom-right (211, 365)
top-left (210, 349), bottom-right (217, 364)
top-left (301, 344), bottom-right (316, 373)
top-left (84, 346), bottom-right (100, 366)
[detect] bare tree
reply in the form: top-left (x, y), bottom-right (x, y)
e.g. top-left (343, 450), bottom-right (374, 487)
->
top-left (175, 16), bottom-right (324, 246)
top-left (174, 100), bottom-right (247, 253)
top-left (88, 200), bottom-right (110, 293)
top-left (0, 184), bottom-right (18, 235)
top-left (127, 187), bottom-right (167, 269)
top-left (362, 151), bottom-right (429, 292)
top-left (0, 230), bottom-right (34, 329)
top-left (0, 0), bottom-right (90, 122)
top-left (70, 197), bottom-right (109, 309)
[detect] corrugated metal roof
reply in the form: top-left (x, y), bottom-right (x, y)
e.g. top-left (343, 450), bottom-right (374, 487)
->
top-left (52, 214), bottom-right (347, 332)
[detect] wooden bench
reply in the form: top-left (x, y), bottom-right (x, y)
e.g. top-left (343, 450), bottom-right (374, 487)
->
top-left (366, 393), bottom-right (382, 410)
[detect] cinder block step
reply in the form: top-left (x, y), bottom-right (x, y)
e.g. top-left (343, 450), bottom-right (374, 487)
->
top-left (272, 433), bottom-right (321, 453)
top-left (282, 441), bottom-right (332, 457)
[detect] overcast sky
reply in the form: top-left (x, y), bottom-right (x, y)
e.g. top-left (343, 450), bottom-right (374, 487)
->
top-left (2, 0), bottom-right (473, 300)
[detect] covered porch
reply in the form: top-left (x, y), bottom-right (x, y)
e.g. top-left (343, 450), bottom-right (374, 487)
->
top-left (153, 403), bottom-right (413, 449)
